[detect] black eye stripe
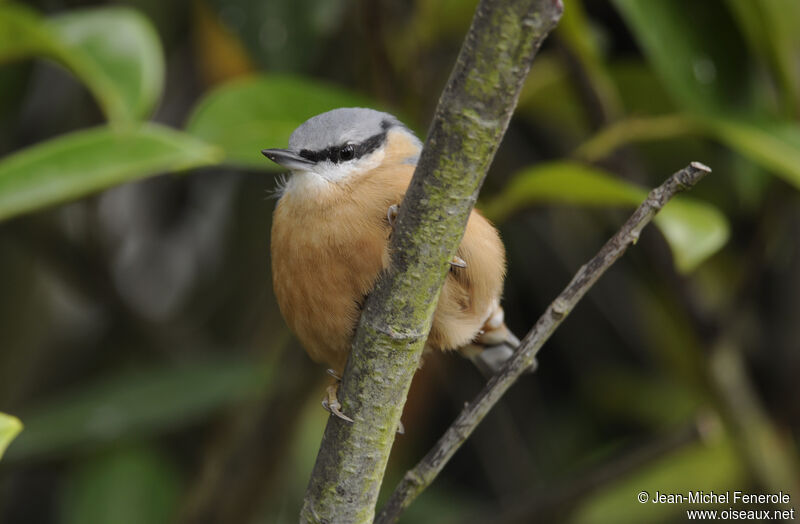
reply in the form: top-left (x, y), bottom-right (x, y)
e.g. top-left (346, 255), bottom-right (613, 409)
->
top-left (299, 130), bottom-right (387, 164)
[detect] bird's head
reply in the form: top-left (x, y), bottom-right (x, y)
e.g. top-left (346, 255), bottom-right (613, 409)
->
top-left (262, 108), bottom-right (421, 197)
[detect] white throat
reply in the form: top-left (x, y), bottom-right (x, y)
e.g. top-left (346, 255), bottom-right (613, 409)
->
top-left (279, 148), bottom-right (386, 199)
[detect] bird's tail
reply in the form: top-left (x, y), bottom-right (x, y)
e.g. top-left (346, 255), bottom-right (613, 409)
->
top-left (459, 304), bottom-right (537, 378)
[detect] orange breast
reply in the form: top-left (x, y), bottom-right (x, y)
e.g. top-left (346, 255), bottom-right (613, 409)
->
top-left (271, 165), bottom-right (411, 372)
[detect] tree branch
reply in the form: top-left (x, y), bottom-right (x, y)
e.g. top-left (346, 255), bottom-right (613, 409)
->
top-left (300, 1), bottom-right (563, 522)
top-left (376, 161), bottom-right (713, 524)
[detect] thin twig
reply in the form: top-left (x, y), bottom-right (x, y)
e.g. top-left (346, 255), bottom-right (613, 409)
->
top-left (376, 161), bottom-right (713, 524)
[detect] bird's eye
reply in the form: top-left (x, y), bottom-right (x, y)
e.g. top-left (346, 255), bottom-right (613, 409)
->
top-left (339, 144), bottom-right (355, 161)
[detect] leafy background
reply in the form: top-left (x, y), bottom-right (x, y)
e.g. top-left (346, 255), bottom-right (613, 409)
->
top-left (0, 0), bottom-right (798, 523)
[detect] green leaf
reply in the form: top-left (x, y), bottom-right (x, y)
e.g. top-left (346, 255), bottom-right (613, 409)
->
top-left (0, 412), bottom-right (22, 460)
top-left (701, 117), bottom-right (800, 190)
top-left (50, 7), bottom-right (165, 123)
top-left (0, 123), bottom-right (222, 222)
top-left (574, 114), bottom-right (706, 163)
top-left (483, 163), bottom-right (643, 222)
top-left (61, 444), bottom-right (181, 524)
top-left (574, 114), bottom-right (800, 191)
top-left (6, 358), bottom-right (271, 461)
top-left (185, 75), bottom-right (374, 170)
top-left (654, 198), bottom-right (730, 273)
top-left (0, 4), bottom-right (165, 124)
top-left (612, 0), bottom-right (754, 116)
top-left (482, 162), bottom-right (729, 272)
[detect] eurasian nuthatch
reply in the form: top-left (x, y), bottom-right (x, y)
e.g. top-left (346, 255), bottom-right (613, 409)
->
top-left (263, 108), bottom-right (518, 422)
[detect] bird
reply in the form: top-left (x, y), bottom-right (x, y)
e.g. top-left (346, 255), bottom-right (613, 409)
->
top-left (263, 107), bottom-right (521, 422)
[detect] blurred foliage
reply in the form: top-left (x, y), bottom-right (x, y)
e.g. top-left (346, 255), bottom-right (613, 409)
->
top-left (574, 434), bottom-right (745, 524)
top-left (5, 357), bottom-right (273, 462)
top-left (612, 0), bottom-right (756, 116)
top-left (60, 444), bottom-right (181, 524)
top-left (0, 124), bottom-right (222, 221)
top-left (0, 0), bottom-right (798, 523)
top-left (0, 4), bottom-right (164, 124)
top-left (482, 161), bottom-right (729, 272)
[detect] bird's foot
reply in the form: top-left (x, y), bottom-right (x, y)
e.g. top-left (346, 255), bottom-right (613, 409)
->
top-left (322, 383), bottom-right (354, 423)
top-left (323, 369), bottom-right (403, 432)
top-left (323, 372), bottom-right (353, 423)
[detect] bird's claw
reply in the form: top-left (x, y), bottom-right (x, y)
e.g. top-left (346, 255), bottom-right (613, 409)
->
top-left (450, 255), bottom-right (467, 268)
top-left (322, 398), bottom-right (354, 423)
top-left (324, 381), bottom-right (354, 423)
top-left (322, 369), bottom-right (402, 430)
top-left (387, 204), bottom-right (399, 228)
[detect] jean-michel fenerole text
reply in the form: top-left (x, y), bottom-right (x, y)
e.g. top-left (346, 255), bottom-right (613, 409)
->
top-left (650, 491), bottom-right (791, 505)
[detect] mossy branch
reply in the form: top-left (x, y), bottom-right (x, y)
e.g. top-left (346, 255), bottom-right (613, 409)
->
top-left (375, 162), bottom-right (713, 523)
top-left (300, 0), bottom-right (563, 522)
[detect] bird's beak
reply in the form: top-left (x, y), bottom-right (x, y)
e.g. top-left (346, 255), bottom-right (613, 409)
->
top-left (261, 148), bottom-right (314, 171)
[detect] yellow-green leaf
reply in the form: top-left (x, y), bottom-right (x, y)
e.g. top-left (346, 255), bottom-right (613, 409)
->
top-left (483, 163), bottom-right (643, 222)
top-left (702, 117), bottom-right (800, 190)
top-left (482, 162), bottom-right (729, 272)
top-left (0, 124), bottom-right (222, 222)
top-left (575, 114), bottom-right (800, 191)
top-left (654, 199), bottom-right (730, 273)
top-left (0, 412), bottom-right (22, 460)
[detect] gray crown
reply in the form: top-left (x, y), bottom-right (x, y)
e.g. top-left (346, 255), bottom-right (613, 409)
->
top-left (288, 107), bottom-right (405, 152)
